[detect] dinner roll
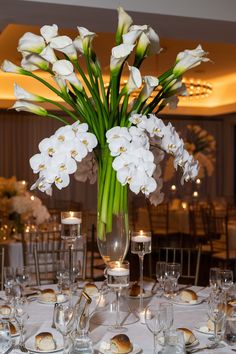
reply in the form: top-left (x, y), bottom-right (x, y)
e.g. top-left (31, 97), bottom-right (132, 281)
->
top-left (110, 334), bottom-right (133, 354)
top-left (0, 305), bottom-right (12, 316)
top-left (40, 289), bottom-right (57, 302)
top-left (207, 319), bottom-right (222, 332)
top-left (177, 328), bottom-right (196, 345)
top-left (83, 283), bottom-right (99, 297)
top-left (180, 289), bottom-right (198, 302)
top-left (129, 282), bottom-right (145, 297)
top-left (9, 322), bottom-right (17, 335)
top-left (35, 332), bottom-right (56, 351)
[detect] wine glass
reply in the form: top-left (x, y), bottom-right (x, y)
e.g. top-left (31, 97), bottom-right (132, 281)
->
top-left (218, 269), bottom-right (233, 293)
top-left (161, 302), bottom-right (174, 340)
top-left (145, 304), bottom-right (165, 353)
top-left (165, 263), bottom-right (181, 298)
top-left (0, 320), bottom-right (12, 352)
top-left (54, 303), bottom-right (75, 354)
top-left (4, 267), bottom-right (15, 303)
top-left (207, 289), bottom-right (227, 347)
top-left (56, 260), bottom-right (66, 293)
top-left (131, 231), bottom-right (151, 315)
top-left (14, 297), bottom-right (29, 352)
top-left (107, 261), bottom-right (130, 332)
top-left (209, 267), bottom-right (220, 290)
top-left (15, 266), bottom-right (31, 293)
top-left (156, 262), bottom-right (166, 296)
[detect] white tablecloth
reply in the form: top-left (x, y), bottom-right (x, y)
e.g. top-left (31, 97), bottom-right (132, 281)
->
top-left (1, 283), bottom-right (235, 354)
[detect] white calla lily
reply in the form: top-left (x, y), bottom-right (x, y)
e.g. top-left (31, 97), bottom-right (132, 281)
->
top-left (11, 101), bottom-right (47, 116)
top-left (40, 45), bottom-right (58, 64)
top-left (21, 54), bottom-right (49, 71)
top-left (116, 7), bottom-right (133, 44)
top-left (40, 24), bottom-right (58, 43)
top-left (124, 65), bottom-right (142, 94)
top-left (173, 45), bottom-right (209, 76)
top-left (1, 60), bottom-right (25, 74)
top-left (75, 27), bottom-right (96, 54)
top-left (14, 83), bottom-right (43, 102)
top-left (122, 28), bottom-right (144, 45)
top-left (110, 43), bottom-right (135, 71)
top-left (139, 76), bottom-right (159, 101)
top-left (52, 59), bottom-right (74, 76)
top-left (53, 76), bottom-right (68, 93)
top-left (61, 73), bottom-right (83, 91)
top-left (18, 32), bottom-right (46, 54)
top-left (50, 36), bottom-right (77, 61)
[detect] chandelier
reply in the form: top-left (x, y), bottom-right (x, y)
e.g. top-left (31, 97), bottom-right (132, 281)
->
top-left (181, 78), bottom-right (213, 99)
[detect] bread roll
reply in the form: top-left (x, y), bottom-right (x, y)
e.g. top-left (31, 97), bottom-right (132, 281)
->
top-left (83, 283), bottom-right (99, 297)
top-left (110, 334), bottom-right (133, 354)
top-left (180, 289), bottom-right (198, 303)
top-left (9, 322), bottom-right (17, 335)
top-left (40, 289), bottom-right (57, 302)
top-left (207, 319), bottom-right (222, 332)
top-left (129, 282), bottom-right (145, 297)
top-left (0, 305), bottom-right (12, 316)
top-left (177, 328), bottom-right (196, 345)
top-left (35, 332), bottom-right (56, 351)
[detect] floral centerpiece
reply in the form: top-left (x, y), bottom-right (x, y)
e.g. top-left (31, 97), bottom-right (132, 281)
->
top-left (1, 8), bottom-right (209, 262)
top-left (0, 176), bottom-right (50, 233)
top-left (164, 124), bottom-right (216, 181)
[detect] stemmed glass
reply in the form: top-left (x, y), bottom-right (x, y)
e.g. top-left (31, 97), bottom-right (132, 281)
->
top-left (56, 260), bottom-right (66, 294)
top-left (4, 267), bottom-right (15, 303)
top-left (54, 303), bottom-right (75, 354)
top-left (165, 263), bottom-right (181, 298)
top-left (218, 269), bottom-right (233, 294)
top-left (160, 302), bottom-right (174, 342)
top-left (0, 320), bottom-right (12, 352)
top-left (207, 289), bottom-right (227, 347)
top-left (15, 266), bottom-right (31, 293)
top-left (145, 305), bottom-right (165, 354)
top-left (209, 267), bottom-right (220, 290)
top-left (14, 297), bottom-right (29, 352)
top-left (156, 262), bottom-right (166, 296)
top-left (131, 231), bottom-right (151, 314)
top-left (107, 261), bottom-right (130, 332)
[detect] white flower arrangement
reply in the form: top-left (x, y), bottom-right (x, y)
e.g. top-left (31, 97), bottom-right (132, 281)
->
top-left (1, 8), bottom-right (209, 237)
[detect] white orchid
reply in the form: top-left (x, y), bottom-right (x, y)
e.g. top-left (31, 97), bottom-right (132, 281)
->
top-left (38, 136), bottom-right (60, 156)
top-left (78, 132), bottom-right (98, 152)
top-left (106, 127), bottom-right (131, 143)
top-left (40, 24), bottom-right (58, 43)
top-left (17, 32), bottom-right (46, 54)
top-left (29, 153), bottom-right (51, 173)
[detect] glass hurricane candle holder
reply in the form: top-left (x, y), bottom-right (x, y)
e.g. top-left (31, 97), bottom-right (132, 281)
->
top-left (61, 211), bottom-right (82, 242)
top-left (131, 231), bottom-right (151, 316)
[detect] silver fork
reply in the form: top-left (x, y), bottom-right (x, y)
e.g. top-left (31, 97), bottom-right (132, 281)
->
top-left (187, 342), bottom-right (219, 353)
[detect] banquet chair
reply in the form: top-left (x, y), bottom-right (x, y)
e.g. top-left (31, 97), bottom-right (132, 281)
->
top-left (157, 246), bottom-right (201, 285)
top-left (33, 236), bottom-right (87, 286)
top-left (87, 223), bottom-right (106, 280)
top-left (0, 247), bottom-right (5, 291)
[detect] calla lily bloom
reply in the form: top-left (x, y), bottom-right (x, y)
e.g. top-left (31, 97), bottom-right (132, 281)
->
top-left (116, 7), bottom-right (133, 44)
top-left (11, 101), bottom-right (47, 116)
top-left (52, 59), bottom-right (74, 76)
top-left (18, 32), bottom-right (46, 54)
top-left (139, 76), bottom-right (159, 101)
top-left (1, 60), bottom-right (25, 74)
top-left (21, 54), bottom-right (49, 71)
top-left (74, 27), bottom-right (96, 55)
top-left (14, 83), bottom-right (44, 102)
top-left (173, 45), bottom-right (209, 76)
top-left (40, 45), bottom-right (57, 64)
top-left (123, 65), bottom-right (142, 94)
top-left (50, 36), bottom-right (77, 61)
top-left (40, 24), bottom-right (58, 43)
top-left (110, 43), bottom-right (135, 71)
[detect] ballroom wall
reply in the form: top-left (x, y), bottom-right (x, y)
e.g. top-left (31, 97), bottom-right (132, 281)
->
top-left (0, 109), bottom-right (235, 210)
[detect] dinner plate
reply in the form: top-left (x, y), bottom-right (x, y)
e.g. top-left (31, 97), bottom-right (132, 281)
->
top-left (25, 329), bottom-right (63, 353)
top-left (170, 296), bottom-right (205, 306)
top-left (128, 291), bottom-right (152, 299)
top-left (97, 342), bottom-right (142, 354)
top-left (194, 323), bottom-right (221, 335)
top-left (186, 339), bottom-right (199, 348)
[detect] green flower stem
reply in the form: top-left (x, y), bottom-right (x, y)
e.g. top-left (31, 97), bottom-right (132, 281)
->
top-left (41, 97), bottom-right (79, 121)
top-left (97, 146), bottom-right (128, 240)
top-left (120, 95), bottom-right (129, 126)
top-left (97, 69), bottom-right (109, 116)
top-left (47, 113), bottom-right (69, 124)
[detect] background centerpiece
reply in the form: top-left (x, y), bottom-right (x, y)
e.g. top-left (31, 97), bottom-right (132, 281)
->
top-left (1, 7), bottom-right (209, 263)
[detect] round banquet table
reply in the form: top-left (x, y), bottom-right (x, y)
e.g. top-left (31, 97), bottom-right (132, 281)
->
top-left (1, 283), bottom-right (235, 354)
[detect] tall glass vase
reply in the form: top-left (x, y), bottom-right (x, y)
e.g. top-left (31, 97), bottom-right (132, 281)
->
top-left (97, 146), bottom-right (130, 264)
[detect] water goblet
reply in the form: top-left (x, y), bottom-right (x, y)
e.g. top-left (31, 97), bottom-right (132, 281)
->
top-left (4, 267), bottom-right (15, 302)
top-left (131, 231), bottom-right (151, 315)
top-left (15, 266), bottom-right (31, 293)
top-left (14, 297), bottom-right (29, 352)
top-left (162, 329), bottom-right (185, 354)
top-left (56, 260), bottom-right (66, 293)
top-left (161, 302), bottom-right (174, 340)
top-left (165, 263), bottom-right (181, 298)
top-left (218, 269), bottom-right (233, 294)
top-left (209, 267), bottom-right (220, 290)
top-left (145, 305), bottom-right (166, 354)
top-left (0, 320), bottom-right (12, 352)
top-left (107, 261), bottom-right (130, 332)
top-left (207, 289), bottom-right (227, 347)
top-left (156, 262), bottom-right (166, 296)
top-left (54, 303), bottom-right (75, 354)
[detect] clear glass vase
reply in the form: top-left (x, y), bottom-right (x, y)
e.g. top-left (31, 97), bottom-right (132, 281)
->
top-left (97, 146), bottom-right (130, 264)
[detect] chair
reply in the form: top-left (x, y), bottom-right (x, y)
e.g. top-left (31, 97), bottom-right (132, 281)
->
top-left (33, 236), bottom-right (87, 286)
top-left (87, 223), bottom-right (106, 280)
top-left (157, 246), bottom-right (201, 285)
top-left (189, 204), bottom-right (208, 245)
top-left (0, 247), bottom-right (5, 291)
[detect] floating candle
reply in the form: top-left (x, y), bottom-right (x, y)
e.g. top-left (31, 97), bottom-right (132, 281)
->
top-left (61, 216), bottom-right (81, 225)
top-left (131, 235), bottom-right (151, 243)
top-left (107, 268), bottom-right (129, 276)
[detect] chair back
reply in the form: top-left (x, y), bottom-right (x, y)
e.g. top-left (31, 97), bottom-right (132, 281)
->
top-left (0, 247), bottom-right (5, 291)
top-left (157, 246), bottom-right (201, 285)
top-left (147, 201), bottom-right (169, 236)
top-left (34, 236), bottom-right (87, 286)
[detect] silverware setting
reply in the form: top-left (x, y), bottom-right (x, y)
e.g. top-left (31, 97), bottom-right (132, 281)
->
top-left (187, 342), bottom-right (220, 353)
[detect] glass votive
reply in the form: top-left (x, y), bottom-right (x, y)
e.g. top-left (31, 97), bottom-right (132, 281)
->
top-left (61, 211), bottom-right (82, 241)
top-left (162, 329), bottom-right (186, 354)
